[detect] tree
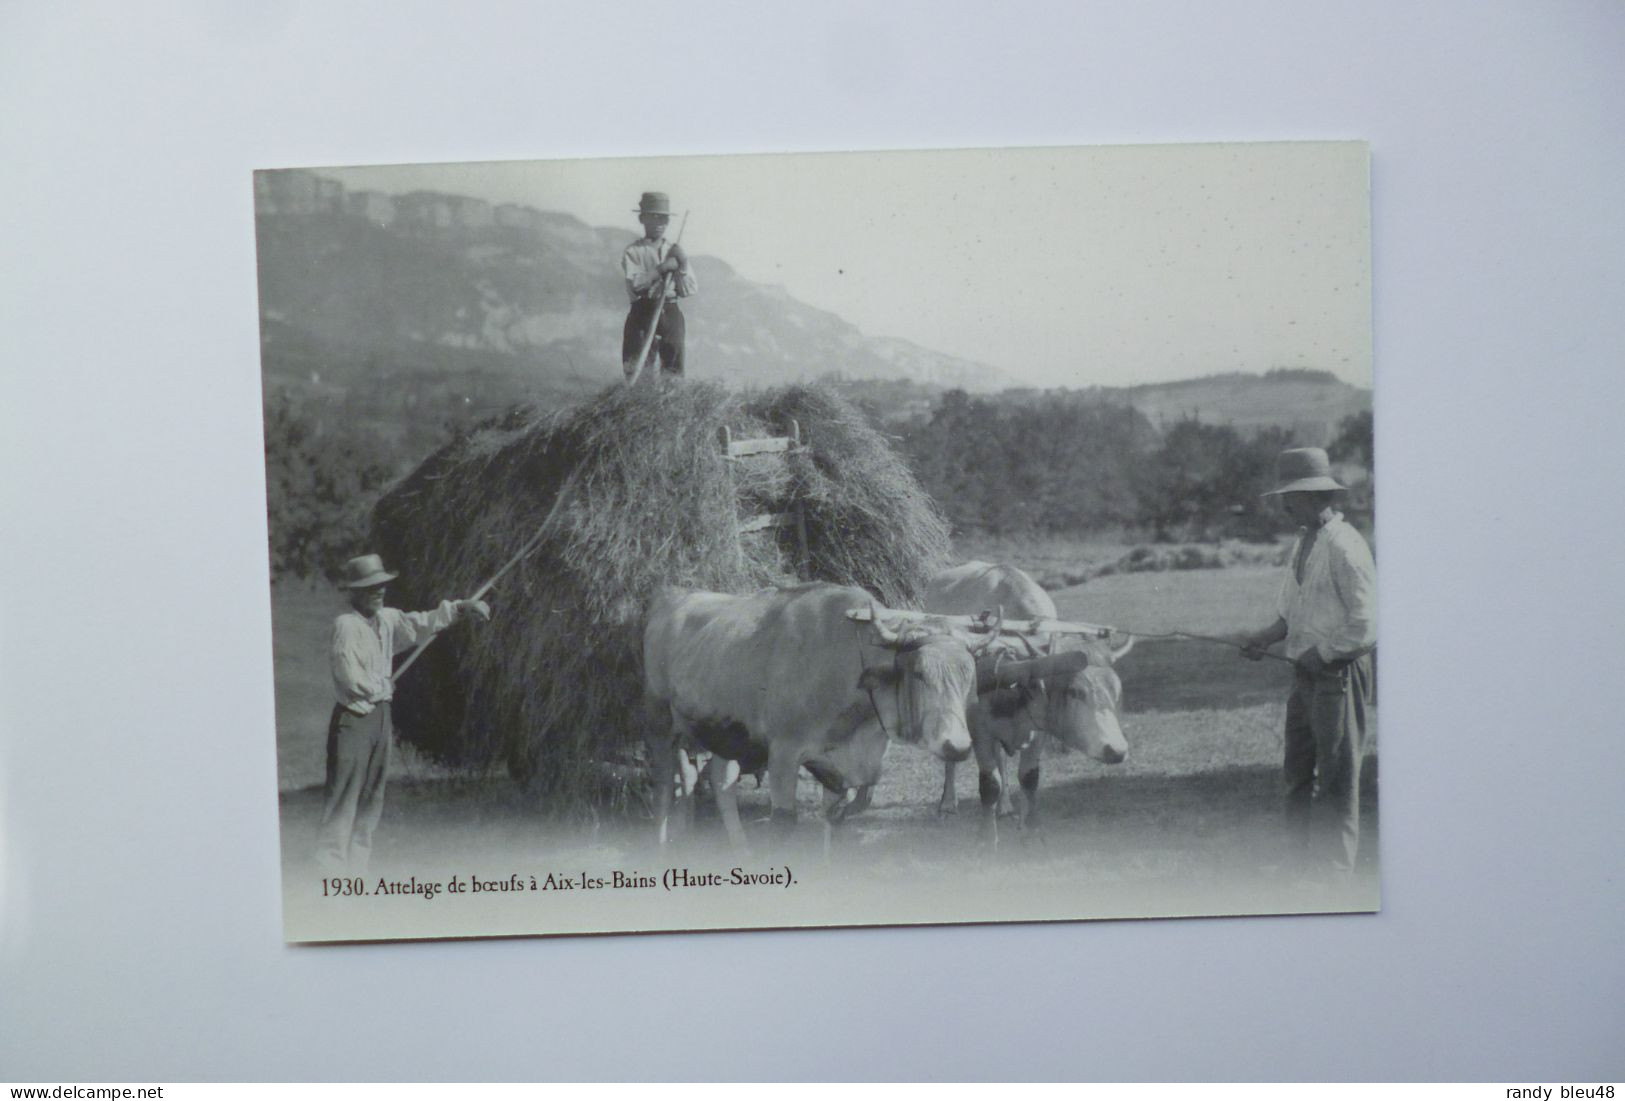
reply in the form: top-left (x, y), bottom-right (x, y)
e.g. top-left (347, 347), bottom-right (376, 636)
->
top-left (1330, 410), bottom-right (1373, 468)
top-left (900, 390), bottom-right (1156, 537)
top-left (263, 393), bottom-right (398, 581)
top-left (1328, 409), bottom-right (1375, 542)
top-left (1140, 419), bottom-right (1296, 541)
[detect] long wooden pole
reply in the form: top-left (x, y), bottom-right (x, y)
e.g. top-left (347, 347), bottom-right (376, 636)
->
top-left (845, 605), bottom-right (1116, 640)
top-left (391, 468), bottom-right (581, 684)
top-left (846, 607), bottom-right (1299, 663)
top-left (625, 210), bottom-right (689, 387)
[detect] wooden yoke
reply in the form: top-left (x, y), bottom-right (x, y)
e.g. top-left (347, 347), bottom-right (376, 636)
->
top-left (975, 650), bottom-right (1091, 694)
top-left (844, 605), bottom-right (1117, 641)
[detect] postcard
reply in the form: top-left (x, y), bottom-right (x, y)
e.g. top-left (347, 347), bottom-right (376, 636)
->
top-left (258, 141), bottom-right (1376, 943)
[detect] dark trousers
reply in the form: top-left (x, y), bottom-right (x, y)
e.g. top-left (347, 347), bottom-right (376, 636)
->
top-left (315, 702), bottom-right (392, 873)
top-left (622, 300), bottom-right (685, 380)
top-left (1283, 655), bottom-right (1372, 873)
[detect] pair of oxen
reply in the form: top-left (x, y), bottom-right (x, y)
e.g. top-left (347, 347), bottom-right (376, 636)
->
top-left (641, 561), bottom-right (1132, 848)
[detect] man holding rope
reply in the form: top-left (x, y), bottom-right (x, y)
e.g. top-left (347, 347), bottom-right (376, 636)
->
top-left (1240, 448), bottom-right (1376, 880)
top-left (315, 554), bottom-right (491, 873)
top-left (621, 191), bottom-right (696, 382)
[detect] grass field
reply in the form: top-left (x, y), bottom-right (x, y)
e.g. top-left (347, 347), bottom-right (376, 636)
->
top-left (274, 548), bottom-right (1379, 921)
top-left (1057, 566), bottom-right (1299, 712)
top-left (270, 582), bottom-right (337, 791)
top-left (952, 531), bottom-right (1291, 590)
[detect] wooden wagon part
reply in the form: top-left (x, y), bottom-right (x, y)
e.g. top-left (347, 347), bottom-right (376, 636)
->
top-left (718, 420), bottom-right (810, 576)
top-left (975, 649), bottom-right (1092, 693)
top-left (843, 605), bottom-right (1117, 642)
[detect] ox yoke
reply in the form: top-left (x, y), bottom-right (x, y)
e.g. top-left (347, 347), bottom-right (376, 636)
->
top-left (842, 606), bottom-right (1115, 642)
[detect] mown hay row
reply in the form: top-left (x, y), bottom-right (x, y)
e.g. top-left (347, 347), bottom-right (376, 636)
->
top-left (371, 380), bottom-right (950, 810)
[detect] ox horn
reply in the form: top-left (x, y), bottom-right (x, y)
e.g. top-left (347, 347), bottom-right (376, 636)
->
top-left (869, 600), bottom-right (904, 648)
top-left (1110, 632), bottom-right (1136, 662)
top-left (966, 604), bottom-right (1003, 656)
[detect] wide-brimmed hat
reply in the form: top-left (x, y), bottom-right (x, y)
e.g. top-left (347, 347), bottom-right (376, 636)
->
top-left (337, 553), bottom-right (398, 589)
top-left (1262, 447), bottom-right (1346, 496)
top-left (633, 191), bottom-right (674, 217)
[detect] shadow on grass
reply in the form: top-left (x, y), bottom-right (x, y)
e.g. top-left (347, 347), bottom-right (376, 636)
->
top-left (1118, 638), bottom-right (1296, 713)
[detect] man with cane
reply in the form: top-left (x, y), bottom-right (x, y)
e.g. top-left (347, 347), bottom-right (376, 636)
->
top-left (315, 554), bottom-right (491, 873)
top-left (621, 191), bottom-right (696, 382)
top-left (1239, 448), bottom-right (1377, 883)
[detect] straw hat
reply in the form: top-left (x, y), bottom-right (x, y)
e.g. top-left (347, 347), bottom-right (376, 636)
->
top-left (1262, 448), bottom-right (1346, 496)
top-left (337, 553), bottom-right (398, 589)
top-left (633, 192), bottom-right (674, 217)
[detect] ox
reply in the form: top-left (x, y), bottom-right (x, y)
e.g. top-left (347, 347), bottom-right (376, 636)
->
top-left (642, 582), bottom-right (982, 849)
top-left (675, 721), bottom-right (890, 854)
top-left (925, 561), bottom-right (1132, 844)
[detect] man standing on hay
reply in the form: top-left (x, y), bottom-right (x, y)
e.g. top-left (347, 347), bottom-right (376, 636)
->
top-left (316, 554), bottom-right (491, 874)
top-left (1240, 447), bottom-right (1377, 882)
top-left (621, 191), bottom-right (696, 382)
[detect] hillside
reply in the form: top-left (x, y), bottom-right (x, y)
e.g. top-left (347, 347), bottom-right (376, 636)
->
top-left (1103, 368), bottom-right (1370, 445)
top-left (253, 202), bottom-right (1004, 412)
top-left (258, 208), bottom-right (1372, 579)
top-left (255, 174), bottom-right (1367, 452)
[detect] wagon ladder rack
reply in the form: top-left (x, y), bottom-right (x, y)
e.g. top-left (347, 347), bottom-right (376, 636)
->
top-left (719, 421), bottom-right (810, 577)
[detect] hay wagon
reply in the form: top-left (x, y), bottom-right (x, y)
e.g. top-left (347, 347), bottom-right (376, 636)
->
top-left (371, 381), bottom-right (954, 810)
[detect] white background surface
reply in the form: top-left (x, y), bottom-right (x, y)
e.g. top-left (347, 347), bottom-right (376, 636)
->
top-left (2, 0), bottom-right (1622, 1082)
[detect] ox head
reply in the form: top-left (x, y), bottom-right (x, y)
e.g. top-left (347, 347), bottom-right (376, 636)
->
top-left (858, 607), bottom-right (989, 763)
top-left (982, 633), bottom-right (1132, 764)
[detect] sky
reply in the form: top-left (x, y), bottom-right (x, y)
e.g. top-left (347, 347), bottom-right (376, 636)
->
top-left (318, 142), bottom-right (1371, 390)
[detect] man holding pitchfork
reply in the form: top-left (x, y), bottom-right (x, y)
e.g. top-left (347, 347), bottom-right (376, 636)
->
top-left (315, 554), bottom-right (491, 873)
top-left (621, 191), bottom-right (696, 382)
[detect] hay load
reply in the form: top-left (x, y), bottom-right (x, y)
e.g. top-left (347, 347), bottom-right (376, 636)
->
top-left (371, 380), bottom-right (951, 805)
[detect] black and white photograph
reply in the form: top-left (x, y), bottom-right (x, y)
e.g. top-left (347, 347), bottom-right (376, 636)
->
top-left (6, 0), bottom-right (1624, 1085)
top-left (259, 142), bottom-right (1376, 943)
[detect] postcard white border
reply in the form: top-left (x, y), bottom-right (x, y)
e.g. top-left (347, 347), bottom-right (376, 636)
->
top-left (2, 0), bottom-right (1622, 1082)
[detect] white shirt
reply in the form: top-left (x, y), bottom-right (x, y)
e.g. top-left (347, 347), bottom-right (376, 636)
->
top-left (621, 237), bottom-right (698, 304)
top-left (331, 602), bottom-right (459, 714)
top-left (1276, 511), bottom-right (1377, 663)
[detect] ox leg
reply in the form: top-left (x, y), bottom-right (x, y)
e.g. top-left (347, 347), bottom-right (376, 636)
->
top-left (973, 733), bottom-right (1003, 848)
top-left (808, 759), bottom-right (856, 823)
top-left (830, 785), bottom-right (871, 861)
top-left (938, 758), bottom-right (959, 816)
top-left (674, 748), bottom-right (701, 838)
top-left (996, 749), bottom-right (1017, 818)
top-left (1017, 737), bottom-right (1044, 833)
top-left (707, 755), bottom-right (747, 851)
top-left (820, 783), bottom-right (858, 863)
top-left (766, 743), bottom-right (801, 842)
top-left (643, 704), bottom-right (679, 848)
top-left (820, 785), bottom-right (857, 820)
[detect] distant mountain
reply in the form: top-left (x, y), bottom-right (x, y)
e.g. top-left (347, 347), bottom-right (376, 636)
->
top-left (253, 199), bottom-right (1006, 408)
top-left (254, 178), bottom-right (1365, 462)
